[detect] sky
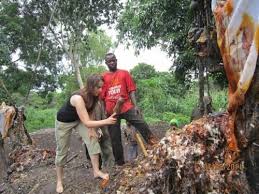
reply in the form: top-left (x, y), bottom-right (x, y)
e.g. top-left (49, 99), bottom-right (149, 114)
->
top-left (100, 26), bottom-right (173, 72)
top-left (13, 25), bottom-right (173, 73)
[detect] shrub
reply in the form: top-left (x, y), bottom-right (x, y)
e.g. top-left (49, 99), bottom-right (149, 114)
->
top-left (25, 107), bottom-right (57, 132)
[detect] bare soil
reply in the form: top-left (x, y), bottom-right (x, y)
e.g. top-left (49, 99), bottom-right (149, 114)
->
top-left (0, 122), bottom-right (169, 194)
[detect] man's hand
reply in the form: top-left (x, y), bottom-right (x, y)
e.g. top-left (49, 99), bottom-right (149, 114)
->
top-left (88, 128), bottom-right (98, 139)
top-left (113, 97), bottom-right (125, 114)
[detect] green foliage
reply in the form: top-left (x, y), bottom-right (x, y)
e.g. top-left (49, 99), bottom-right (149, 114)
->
top-left (59, 65), bottom-right (107, 95)
top-left (117, 0), bottom-right (194, 83)
top-left (210, 71), bottom-right (228, 89)
top-left (22, 69), bottom-right (228, 131)
top-left (0, 0), bottom-right (119, 104)
top-left (118, 0), bottom-right (192, 53)
top-left (80, 65), bottom-right (107, 80)
top-left (144, 116), bottom-right (162, 124)
top-left (53, 92), bottom-right (68, 110)
top-left (0, 0), bottom-right (62, 104)
top-left (25, 107), bottom-right (56, 132)
top-left (80, 30), bottom-right (114, 66)
top-left (53, 0), bottom-right (121, 31)
top-left (26, 92), bottom-right (50, 108)
top-left (137, 77), bottom-right (166, 113)
top-left (210, 88), bottom-right (228, 112)
top-left (130, 63), bottom-right (157, 80)
top-left (161, 112), bottom-right (190, 127)
top-left (1, 0), bottom-right (229, 133)
top-left (117, 0), bottom-right (223, 92)
top-left (135, 69), bottom-right (188, 112)
top-left (135, 71), bottom-right (227, 126)
top-left (58, 74), bottom-right (79, 98)
top-left (173, 49), bottom-right (196, 86)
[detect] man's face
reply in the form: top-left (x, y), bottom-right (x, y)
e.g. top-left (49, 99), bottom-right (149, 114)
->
top-left (105, 54), bottom-right (117, 72)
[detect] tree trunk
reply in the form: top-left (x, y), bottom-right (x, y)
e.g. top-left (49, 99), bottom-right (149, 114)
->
top-left (70, 47), bottom-right (84, 89)
top-left (0, 134), bottom-right (8, 181)
top-left (235, 59), bottom-right (259, 193)
top-left (72, 56), bottom-right (83, 89)
top-left (8, 108), bottom-right (32, 149)
top-left (190, 59), bottom-right (206, 121)
top-left (0, 106), bottom-right (33, 182)
top-left (198, 58), bottom-right (205, 114)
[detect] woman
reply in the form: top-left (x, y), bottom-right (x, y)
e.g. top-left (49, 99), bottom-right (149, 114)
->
top-left (55, 74), bottom-right (116, 193)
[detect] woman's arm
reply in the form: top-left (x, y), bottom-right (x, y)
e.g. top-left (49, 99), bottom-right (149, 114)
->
top-left (70, 95), bottom-right (116, 128)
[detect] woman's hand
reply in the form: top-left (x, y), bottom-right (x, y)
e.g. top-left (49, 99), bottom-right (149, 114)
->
top-left (105, 113), bottom-right (117, 125)
top-left (88, 128), bottom-right (98, 139)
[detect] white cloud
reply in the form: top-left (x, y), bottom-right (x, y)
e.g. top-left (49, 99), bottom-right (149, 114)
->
top-left (112, 44), bottom-right (172, 72)
top-left (100, 26), bottom-right (172, 72)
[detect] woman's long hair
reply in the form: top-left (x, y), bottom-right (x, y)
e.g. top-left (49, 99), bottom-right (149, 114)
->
top-left (78, 74), bottom-right (103, 114)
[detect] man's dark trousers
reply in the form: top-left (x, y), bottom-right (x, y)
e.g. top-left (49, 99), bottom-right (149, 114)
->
top-left (108, 108), bottom-right (153, 165)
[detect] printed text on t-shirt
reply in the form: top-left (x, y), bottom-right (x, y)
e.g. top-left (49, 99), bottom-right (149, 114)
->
top-left (108, 85), bottom-right (121, 96)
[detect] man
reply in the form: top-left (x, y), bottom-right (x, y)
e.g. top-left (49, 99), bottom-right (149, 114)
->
top-left (100, 53), bottom-right (158, 165)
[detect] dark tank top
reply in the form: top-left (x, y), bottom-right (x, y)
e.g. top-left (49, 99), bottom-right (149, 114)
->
top-left (57, 91), bottom-right (97, 122)
top-left (57, 95), bottom-right (79, 122)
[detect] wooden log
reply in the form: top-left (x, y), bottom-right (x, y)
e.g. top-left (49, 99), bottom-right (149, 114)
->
top-left (135, 132), bottom-right (148, 157)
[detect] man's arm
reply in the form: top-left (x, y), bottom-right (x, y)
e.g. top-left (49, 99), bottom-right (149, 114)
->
top-left (129, 91), bottom-right (140, 115)
top-left (129, 91), bottom-right (137, 107)
top-left (124, 70), bottom-right (138, 114)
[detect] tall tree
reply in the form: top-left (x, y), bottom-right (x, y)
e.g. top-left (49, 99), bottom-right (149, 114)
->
top-left (80, 30), bottom-right (114, 67)
top-left (0, 0), bottom-right (62, 104)
top-left (0, 0), bottom-right (121, 104)
top-left (39, 0), bottom-right (121, 88)
top-left (117, 0), bottom-right (194, 72)
top-left (117, 0), bottom-right (223, 117)
top-left (130, 63), bottom-right (157, 80)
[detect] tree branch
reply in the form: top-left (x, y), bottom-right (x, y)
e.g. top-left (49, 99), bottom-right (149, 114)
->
top-left (11, 57), bottom-right (21, 64)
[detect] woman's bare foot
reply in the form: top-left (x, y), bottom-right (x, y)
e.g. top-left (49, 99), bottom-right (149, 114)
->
top-left (56, 181), bottom-right (64, 193)
top-left (94, 170), bottom-right (109, 180)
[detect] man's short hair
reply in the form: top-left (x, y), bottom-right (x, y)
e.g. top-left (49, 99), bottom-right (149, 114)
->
top-left (105, 53), bottom-right (116, 58)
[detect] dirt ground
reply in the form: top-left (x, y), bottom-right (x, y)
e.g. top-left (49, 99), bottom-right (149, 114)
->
top-left (0, 122), bottom-right (169, 194)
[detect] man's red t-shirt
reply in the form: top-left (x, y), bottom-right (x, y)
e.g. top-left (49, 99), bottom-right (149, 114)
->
top-left (101, 69), bottom-right (136, 115)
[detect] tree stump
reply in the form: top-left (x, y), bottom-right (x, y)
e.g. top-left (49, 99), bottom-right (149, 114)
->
top-left (8, 106), bottom-right (32, 149)
top-left (0, 104), bottom-right (32, 181)
top-left (0, 133), bottom-right (8, 181)
top-left (235, 60), bottom-right (259, 193)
